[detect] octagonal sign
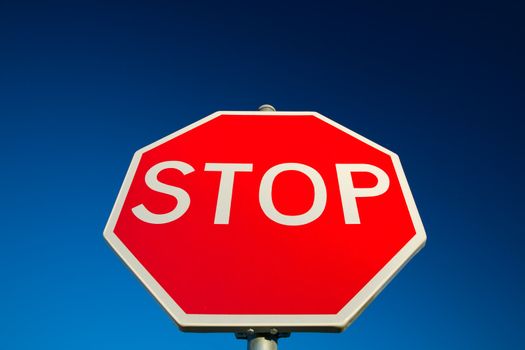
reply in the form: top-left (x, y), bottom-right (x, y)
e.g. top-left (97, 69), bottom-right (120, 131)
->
top-left (103, 111), bottom-right (426, 332)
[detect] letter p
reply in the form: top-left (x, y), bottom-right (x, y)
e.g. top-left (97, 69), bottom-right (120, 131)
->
top-left (336, 164), bottom-right (390, 224)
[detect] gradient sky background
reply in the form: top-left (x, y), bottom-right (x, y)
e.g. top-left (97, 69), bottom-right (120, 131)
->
top-left (1, 1), bottom-right (524, 349)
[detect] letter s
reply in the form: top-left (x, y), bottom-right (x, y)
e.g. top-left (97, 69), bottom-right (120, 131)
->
top-left (132, 161), bottom-right (194, 224)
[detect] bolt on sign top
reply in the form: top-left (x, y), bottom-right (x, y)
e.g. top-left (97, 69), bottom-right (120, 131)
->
top-left (103, 110), bottom-right (426, 333)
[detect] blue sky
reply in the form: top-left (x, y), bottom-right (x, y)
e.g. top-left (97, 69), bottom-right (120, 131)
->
top-left (1, 1), bottom-right (523, 349)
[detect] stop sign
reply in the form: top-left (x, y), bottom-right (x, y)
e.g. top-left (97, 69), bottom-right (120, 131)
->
top-left (104, 110), bottom-right (426, 332)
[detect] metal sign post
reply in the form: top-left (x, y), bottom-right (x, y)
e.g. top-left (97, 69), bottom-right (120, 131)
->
top-left (235, 104), bottom-right (284, 350)
top-left (236, 328), bottom-right (290, 350)
top-left (258, 104), bottom-right (277, 112)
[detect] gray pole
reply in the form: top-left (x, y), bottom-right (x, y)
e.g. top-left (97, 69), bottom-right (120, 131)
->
top-left (235, 104), bottom-right (288, 350)
top-left (258, 104), bottom-right (276, 112)
top-left (236, 328), bottom-right (289, 350)
top-left (248, 333), bottom-right (278, 350)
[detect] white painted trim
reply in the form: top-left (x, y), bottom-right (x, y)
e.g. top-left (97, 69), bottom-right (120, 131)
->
top-left (103, 111), bottom-right (426, 332)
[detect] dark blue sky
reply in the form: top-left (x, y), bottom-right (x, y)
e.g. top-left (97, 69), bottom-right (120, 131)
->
top-left (1, 1), bottom-right (524, 349)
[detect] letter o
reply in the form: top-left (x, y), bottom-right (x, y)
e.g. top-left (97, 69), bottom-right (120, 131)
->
top-left (259, 163), bottom-right (327, 226)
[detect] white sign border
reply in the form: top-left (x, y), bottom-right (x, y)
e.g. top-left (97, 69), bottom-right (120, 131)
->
top-left (103, 111), bottom-right (426, 332)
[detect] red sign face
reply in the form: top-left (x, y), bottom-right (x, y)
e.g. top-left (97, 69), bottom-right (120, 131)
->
top-left (104, 111), bottom-right (426, 332)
